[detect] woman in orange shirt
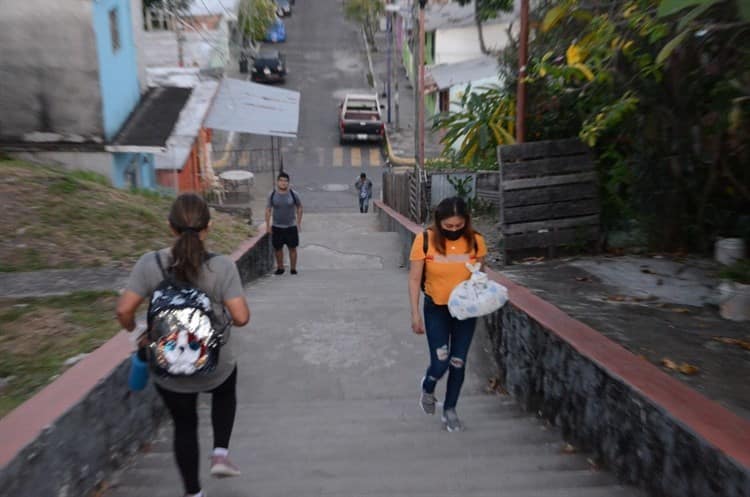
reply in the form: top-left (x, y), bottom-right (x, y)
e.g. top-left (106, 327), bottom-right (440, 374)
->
top-left (408, 196), bottom-right (487, 432)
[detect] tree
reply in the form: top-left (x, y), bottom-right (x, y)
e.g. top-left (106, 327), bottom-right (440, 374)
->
top-left (432, 84), bottom-right (515, 170)
top-left (454, 0), bottom-right (514, 54)
top-left (237, 0), bottom-right (276, 45)
top-left (344, 0), bottom-right (384, 49)
top-left (524, 0), bottom-right (750, 250)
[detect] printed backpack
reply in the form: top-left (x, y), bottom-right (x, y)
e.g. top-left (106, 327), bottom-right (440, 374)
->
top-left (146, 253), bottom-right (229, 377)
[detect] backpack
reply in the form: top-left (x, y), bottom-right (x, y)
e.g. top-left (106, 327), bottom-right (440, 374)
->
top-left (420, 229), bottom-right (481, 293)
top-left (146, 253), bottom-right (229, 377)
top-left (270, 189), bottom-right (300, 206)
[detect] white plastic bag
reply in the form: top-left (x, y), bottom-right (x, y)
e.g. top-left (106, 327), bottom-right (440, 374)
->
top-left (448, 263), bottom-right (508, 320)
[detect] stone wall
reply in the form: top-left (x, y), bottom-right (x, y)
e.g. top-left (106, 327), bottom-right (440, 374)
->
top-left (0, 360), bottom-right (165, 497)
top-left (483, 308), bottom-right (750, 497)
top-left (374, 199), bottom-right (750, 497)
top-left (0, 229), bottom-right (273, 497)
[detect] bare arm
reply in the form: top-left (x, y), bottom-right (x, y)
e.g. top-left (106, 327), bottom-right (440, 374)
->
top-left (296, 204), bottom-right (303, 230)
top-left (116, 290), bottom-right (144, 332)
top-left (225, 296), bottom-right (250, 326)
top-left (408, 260), bottom-right (425, 334)
top-left (265, 207), bottom-right (272, 233)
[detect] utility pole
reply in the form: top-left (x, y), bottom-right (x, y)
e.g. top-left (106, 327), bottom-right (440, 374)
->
top-left (415, 0), bottom-right (426, 222)
top-left (515, 0), bottom-right (529, 143)
top-left (385, 4), bottom-right (394, 124)
top-left (174, 9), bottom-right (185, 67)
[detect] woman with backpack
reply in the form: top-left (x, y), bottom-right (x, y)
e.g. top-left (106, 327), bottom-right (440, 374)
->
top-left (117, 193), bottom-right (250, 497)
top-left (407, 196), bottom-right (487, 432)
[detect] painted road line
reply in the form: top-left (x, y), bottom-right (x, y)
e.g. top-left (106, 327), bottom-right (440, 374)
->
top-left (316, 147), bottom-right (325, 168)
top-left (333, 147), bottom-right (344, 167)
top-left (369, 148), bottom-right (381, 166)
top-left (350, 147), bottom-right (361, 168)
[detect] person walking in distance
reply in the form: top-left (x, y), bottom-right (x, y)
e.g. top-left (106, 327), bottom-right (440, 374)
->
top-left (265, 172), bottom-right (303, 275)
top-left (354, 172), bottom-right (373, 213)
top-left (116, 193), bottom-right (250, 497)
top-left (407, 196), bottom-right (487, 432)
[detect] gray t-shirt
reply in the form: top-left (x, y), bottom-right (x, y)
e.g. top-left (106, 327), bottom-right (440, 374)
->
top-left (267, 189), bottom-right (301, 228)
top-left (126, 248), bottom-right (245, 393)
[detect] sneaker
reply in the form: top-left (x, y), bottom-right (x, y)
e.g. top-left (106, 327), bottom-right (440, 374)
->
top-left (419, 377), bottom-right (436, 415)
top-left (274, 268), bottom-right (285, 275)
top-left (441, 409), bottom-right (464, 432)
top-left (290, 269), bottom-right (298, 275)
top-left (210, 455), bottom-right (241, 477)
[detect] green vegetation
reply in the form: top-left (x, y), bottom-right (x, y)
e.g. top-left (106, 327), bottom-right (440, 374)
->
top-left (0, 291), bottom-right (121, 417)
top-left (719, 259), bottom-right (750, 284)
top-left (0, 159), bottom-right (254, 272)
top-left (344, 0), bottom-right (384, 48)
top-left (436, 0), bottom-right (749, 253)
top-left (237, 0), bottom-right (276, 43)
top-left (0, 158), bottom-right (256, 417)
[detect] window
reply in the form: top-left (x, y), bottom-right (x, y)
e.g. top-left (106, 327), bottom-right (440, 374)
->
top-left (109, 8), bottom-right (121, 52)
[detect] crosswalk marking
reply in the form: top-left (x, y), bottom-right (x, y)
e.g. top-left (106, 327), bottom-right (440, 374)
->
top-left (333, 147), bottom-right (343, 167)
top-left (317, 147), bottom-right (325, 168)
top-left (350, 148), bottom-right (361, 167)
top-left (369, 148), bottom-right (381, 166)
top-left (285, 146), bottom-right (385, 168)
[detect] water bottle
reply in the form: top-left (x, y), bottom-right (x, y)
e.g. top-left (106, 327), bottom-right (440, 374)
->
top-left (128, 347), bottom-right (149, 391)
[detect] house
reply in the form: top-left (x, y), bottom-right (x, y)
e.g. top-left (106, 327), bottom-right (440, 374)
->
top-left (392, 0), bottom-right (514, 118)
top-left (141, 0), bottom-right (239, 73)
top-left (0, 0), bottom-right (189, 190)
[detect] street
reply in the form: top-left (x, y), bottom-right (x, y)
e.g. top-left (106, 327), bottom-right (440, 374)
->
top-left (243, 0), bottom-right (385, 213)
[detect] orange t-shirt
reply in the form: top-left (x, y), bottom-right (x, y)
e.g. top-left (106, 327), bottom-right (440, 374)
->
top-left (409, 230), bottom-right (487, 305)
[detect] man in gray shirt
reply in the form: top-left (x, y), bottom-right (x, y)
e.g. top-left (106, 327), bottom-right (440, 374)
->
top-left (265, 171), bottom-right (303, 275)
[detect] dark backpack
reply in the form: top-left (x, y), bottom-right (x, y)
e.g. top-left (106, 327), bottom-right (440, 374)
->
top-left (270, 189), bottom-right (300, 206)
top-left (420, 229), bottom-right (481, 293)
top-left (146, 253), bottom-right (229, 377)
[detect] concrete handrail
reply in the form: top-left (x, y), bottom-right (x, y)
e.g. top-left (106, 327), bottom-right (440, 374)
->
top-left (0, 225), bottom-right (272, 497)
top-left (373, 199), bottom-right (750, 497)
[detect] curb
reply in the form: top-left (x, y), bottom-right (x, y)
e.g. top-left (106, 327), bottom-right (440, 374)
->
top-left (360, 23), bottom-right (416, 168)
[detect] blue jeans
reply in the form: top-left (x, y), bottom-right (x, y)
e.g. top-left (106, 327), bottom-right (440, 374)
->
top-left (421, 295), bottom-right (477, 410)
top-left (359, 196), bottom-right (370, 213)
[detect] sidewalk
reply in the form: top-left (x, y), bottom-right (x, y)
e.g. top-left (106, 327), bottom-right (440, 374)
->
top-left (366, 28), bottom-right (443, 164)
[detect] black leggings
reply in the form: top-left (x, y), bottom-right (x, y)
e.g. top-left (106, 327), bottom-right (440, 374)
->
top-left (155, 367), bottom-right (238, 494)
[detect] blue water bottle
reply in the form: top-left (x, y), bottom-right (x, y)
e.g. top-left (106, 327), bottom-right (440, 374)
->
top-left (128, 347), bottom-right (149, 391)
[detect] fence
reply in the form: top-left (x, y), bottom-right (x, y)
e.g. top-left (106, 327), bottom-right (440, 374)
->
top-left (497, 138), bottom-right (600, 263)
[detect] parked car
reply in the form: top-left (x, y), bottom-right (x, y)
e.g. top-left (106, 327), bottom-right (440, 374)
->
top-left (338, 94), bottom-right (384, 145)
top-left (264, 17), bottom-right (286, 43)
top-left (251, 50), bottom-right (287, 83)
top-left (275, 0), bottom-right (291, 17)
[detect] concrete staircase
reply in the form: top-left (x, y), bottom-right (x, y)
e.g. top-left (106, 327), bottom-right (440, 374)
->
top-left (105, 213), bottom-right (641, 497)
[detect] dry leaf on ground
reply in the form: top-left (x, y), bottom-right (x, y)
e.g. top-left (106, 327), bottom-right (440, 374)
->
top-left (713, 337), bottom-right (750, 351)
top-left (561, 443), bottom-right (577, 454)
top-left (661, 358), bottom-right (700, 375)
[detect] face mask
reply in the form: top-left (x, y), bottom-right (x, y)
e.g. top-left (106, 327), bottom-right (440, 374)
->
top-left (441, 228), bottom-right (465, 241)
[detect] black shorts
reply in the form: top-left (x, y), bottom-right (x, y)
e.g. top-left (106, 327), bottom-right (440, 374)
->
top-left (271, 225), bottom-right (299, 250)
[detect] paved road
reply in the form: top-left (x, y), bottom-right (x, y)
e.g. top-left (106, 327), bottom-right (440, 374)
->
top-left (244, 0), bottom-right (385, 213)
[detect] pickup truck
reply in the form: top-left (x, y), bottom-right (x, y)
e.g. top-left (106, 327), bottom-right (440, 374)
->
top-left (338, 94), bottom-right (385, 145)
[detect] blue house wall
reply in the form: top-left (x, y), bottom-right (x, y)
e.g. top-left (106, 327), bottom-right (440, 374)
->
top-left (112, 153), bottom-right (156, 190)
top-left (92, 0), bottom-right (141, 142)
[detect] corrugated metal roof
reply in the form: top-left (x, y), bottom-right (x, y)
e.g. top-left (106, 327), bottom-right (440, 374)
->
top-left (155, 81), bottom-right (219, 171)
top-left (204, 78), bottom-right (300, 138)
top-left (427, 55), bottom-right (498, 90)
top-left (109, 87), bottom-right (192, 151)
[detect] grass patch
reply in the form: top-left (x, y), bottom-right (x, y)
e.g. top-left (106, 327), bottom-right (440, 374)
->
top-left (1, 159), bottom-right (254, 272)
top-left (0, 291), bottom-right (121, 417)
